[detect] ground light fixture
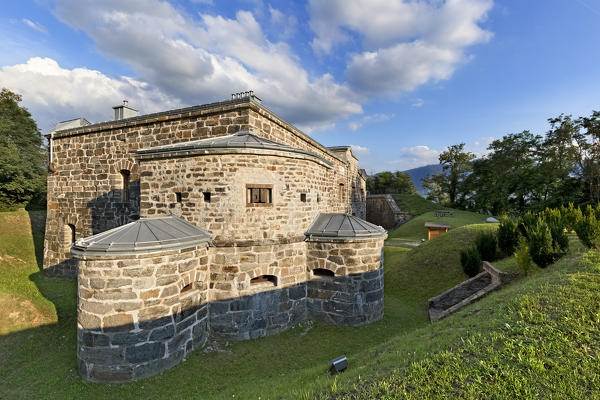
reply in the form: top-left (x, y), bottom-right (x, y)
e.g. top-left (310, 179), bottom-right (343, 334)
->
top-left (329, 355), bottom-right (348, 374)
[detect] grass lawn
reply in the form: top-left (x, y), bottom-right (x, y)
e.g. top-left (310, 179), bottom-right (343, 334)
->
top-left (387, 209), bottom-right (490, 245)
top-left (1, 210), bottom-right (599, 399)
top-left (391, 193), bottom-right (439, 216)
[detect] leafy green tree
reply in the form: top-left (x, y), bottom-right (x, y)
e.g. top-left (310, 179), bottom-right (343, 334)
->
top-left (0, 88), bottom-right (46, 210)
top-left (366, 171), bottom-right (416, 194)
top-left (421, 143), bottom-right (474, 207)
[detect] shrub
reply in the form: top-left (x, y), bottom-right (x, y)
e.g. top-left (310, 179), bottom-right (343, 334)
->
top-left (460, 247), bottom-right (482, 277)
top-left (519, 211), bottom-right (538, 239)
top-left (560, 203), bottom-right (582, 232)
top-left (514, 236), bottom-right (533, 276)
top-left (497, 216), bottom-right (519, 256)
top-left (575, 212), bottom-right (600, 249)
top-left (527, 219), bottom-right (560, 268)
top-left (542, 207), bottom-right (569, 253)
top-left (475, 231), bottom-right (497, 261)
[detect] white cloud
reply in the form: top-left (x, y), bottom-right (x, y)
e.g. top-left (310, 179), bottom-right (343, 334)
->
top-left (468, 136), bottom-right (494, 157)
top-left (22, 18), bottom-right (47, 34)
top-left (0, 57), bottom-right (177, 132)
top-left (347, 113), bottom-right (394, 131)
top-left (388, 145), bottom-right (441, 170)
top-left (51, 0), bottom-right (362, 130)
top-left (269, 6), bottom-right (298, 39)
top-left (412, 98), bottom-right (424, 108)
top-left (309, 0), bottom-right (493, 96)
top-left (350, 145), bottom-right (370, 155)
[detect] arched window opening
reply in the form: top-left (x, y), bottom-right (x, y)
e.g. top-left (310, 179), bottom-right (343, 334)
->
top-left (250, 275), bottom-right (277, 286)
top-left (181, 282), bottom-right (194, 294)
top-left (63, 224), bottom-right (75, 251)
top-left (121, 169), bottom-right (130, 202)
top-left (338, 183), bottom-right (345, 202)
top-left (312, 268), bottom-right (335, 278)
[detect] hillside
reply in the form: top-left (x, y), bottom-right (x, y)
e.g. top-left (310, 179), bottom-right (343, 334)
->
top-left (402, 164), bottom-right (443, 195)
top-left (392, 193), bottom-right (439, 216)
top-left (1, 211), bottom-right (599, 399)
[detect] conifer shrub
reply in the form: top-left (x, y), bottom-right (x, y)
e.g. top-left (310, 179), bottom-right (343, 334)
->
top-left (475, 231), bottom-right (498, 261)
top-left (519, 211), bottom-right (538, 239)
top-left (542, 207), bottom-right (569, 253)
top-left (575, 212), bottom-right (600, 249)
top-left (460, 247), bottom-right (482, 277)
top-left (527, 219), bottom-right (559, 268)
top-left (560, 203), bottom-right (582, 232)
top-left (514, 236), bottom-right (533, 276)
top-left (497, 216), bottom-right (519, 256)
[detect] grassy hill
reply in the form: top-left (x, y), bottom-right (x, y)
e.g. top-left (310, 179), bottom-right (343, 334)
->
top-left (391, 193), bottom-right (439, 216)
top-left (1, 210), bottom-right (599, 399)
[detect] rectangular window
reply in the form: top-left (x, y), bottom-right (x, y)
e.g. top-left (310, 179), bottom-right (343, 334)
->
top-left (246, 184), bottom-right (273, 207)
top-left (300, 193), bottom-right (307, 202)
top-left (203, 192), bottom-right (211, 203)
top-left (175, 192), bottom-right (182, 203)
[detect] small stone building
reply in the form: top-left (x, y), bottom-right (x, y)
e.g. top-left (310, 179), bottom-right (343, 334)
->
top-left (44, 93), bottom-right (386, 382)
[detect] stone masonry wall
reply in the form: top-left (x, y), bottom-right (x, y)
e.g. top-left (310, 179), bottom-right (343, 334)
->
top-left (45, 99), bottom-right (362, 276)
top-left (306, 239), bottom-right (385, 326)
top-left (137, 151), bottom-right (341, 243)
top-left (366, 194), bottom-right (411, 229)
top-left (76, 244), bottom-right (210, 382)
top-left (208, 241), bottom-right (307, 340)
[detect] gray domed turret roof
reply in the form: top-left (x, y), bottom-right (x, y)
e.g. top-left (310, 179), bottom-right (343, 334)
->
top-left (136, 131), bottom-right (330, 165)
top-left (305, 213), bottom-right (387, 240)
top-left (71, 215), bottom-right (211, 256)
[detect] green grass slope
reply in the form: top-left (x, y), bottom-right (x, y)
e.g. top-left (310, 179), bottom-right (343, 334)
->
top-left (391, 194), bottom-right (438, 216)
top-left (388, 209), bottom-right (489, 243)
top-left (323, 237), bottom-right (600, 399)
top-left (1, 211), bottom-right (599, 399)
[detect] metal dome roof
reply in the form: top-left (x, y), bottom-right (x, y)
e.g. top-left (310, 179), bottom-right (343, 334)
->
top-left (71, 215), bottom-right (211, 257)
top-left (305, 213), bottom-right (387, 240)
top-left (136, 130), bottom-right (331, 165)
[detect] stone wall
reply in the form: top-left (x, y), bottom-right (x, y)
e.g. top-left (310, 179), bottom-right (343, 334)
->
top-left (136, 150), bottom-right (341, 243)
top-left (76, 244), bottom-right (210, 382)
top-left (208, 241), bottom-right (307, 340)
top-left (366, 194), bottom-right (411, 229)
top-left (305, 239), bottom-right (385, 326)
top-left (45, 98), bottom-right (364, 276)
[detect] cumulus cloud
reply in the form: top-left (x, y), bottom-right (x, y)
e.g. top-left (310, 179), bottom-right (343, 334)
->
top-left (51, 0), bottom-right (361, 130)
top-left (269, 6), bottom-right (298, 39)
top-left (389, 145), bottom-right (441, 170)
top-left (350, 145), bottom-right (370, 155)
top-left (22, 18), bottom-right (47, 34)
top-left (0, 57), bottom-right (177, 132)
top-left (347, 113), bottom-right (394, 131)
top-left (309, 0), bottom-right (493, 95)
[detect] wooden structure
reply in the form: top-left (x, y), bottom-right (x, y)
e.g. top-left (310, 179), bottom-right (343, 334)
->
top-left (424, 222), bottom-right (451, 240)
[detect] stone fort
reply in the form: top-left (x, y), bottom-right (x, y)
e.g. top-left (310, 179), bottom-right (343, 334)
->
top-left (44, 92), bottom-right (386, 382)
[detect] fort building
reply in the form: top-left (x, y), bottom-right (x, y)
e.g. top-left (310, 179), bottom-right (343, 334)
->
top-left (44, 93), bottom-right (386, 382)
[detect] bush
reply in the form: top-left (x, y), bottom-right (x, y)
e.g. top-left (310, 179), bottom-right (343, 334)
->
top-left (514, 236), bottom-right (533, 276)
top-left (497, 216), bottom-right (519, 256)
top-left (460, 247), bottom-right (482, 277)
top-left (527, 219), bottom-right (560, 268)
top-left (560, 203), bottom-right (582, 232)
top-left (575, 212), bottom-right (600, 249)
top-left (519, 211), bottom-right (538, 239)
top-left (542, 207), bottom-right (569, 253)
top-left (475, 231), bottom-right (497, 261)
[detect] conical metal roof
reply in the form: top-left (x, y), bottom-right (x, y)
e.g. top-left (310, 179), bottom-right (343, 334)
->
top-left (71, 215), bottom-right (211, 256)
top-left (136, 131), bottom-right (330, 165)
top-left (305, 213), bottom-right (387, 240)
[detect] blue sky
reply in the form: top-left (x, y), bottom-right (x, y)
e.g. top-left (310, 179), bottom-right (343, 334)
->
top-left (1, 0), bottom-right (600, 173)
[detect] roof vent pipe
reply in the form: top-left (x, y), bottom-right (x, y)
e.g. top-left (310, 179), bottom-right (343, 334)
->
top-left (113, 100), bottom-right (138, 121)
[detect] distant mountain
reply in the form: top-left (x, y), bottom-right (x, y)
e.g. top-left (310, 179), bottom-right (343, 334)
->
top-left (402, 164), bottom-right (444, 195)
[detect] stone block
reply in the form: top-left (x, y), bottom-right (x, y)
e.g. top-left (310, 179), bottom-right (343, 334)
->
top-left (125, 342), bottom-right (165, 364)
top-left (103, 313), bottom-right (135, 333)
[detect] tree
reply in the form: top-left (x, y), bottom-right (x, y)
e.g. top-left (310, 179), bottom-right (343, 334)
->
top-left (439, 143), bottom-right (475, 206)
top-left (0, 88), bottom-right (46, 210)
top-left (366, 171), bottom-right (416, 194)
top-left (421, 143), bottom-right (474, 206)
